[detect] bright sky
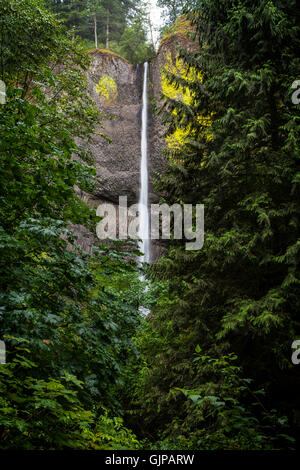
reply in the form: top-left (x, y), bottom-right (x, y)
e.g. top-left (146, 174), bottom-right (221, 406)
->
top-left (148, 0), bottom-right (164, 48)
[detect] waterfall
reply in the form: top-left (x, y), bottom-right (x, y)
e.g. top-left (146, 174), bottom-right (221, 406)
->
top-left (138, 62), bottom-right (151, 265)
top-left (138, 62), bottom-right (151, 316)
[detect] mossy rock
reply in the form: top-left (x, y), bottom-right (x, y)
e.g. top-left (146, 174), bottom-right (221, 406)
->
top-left (158, 16), bottom-right (196, 54)
top-left (87, 48), bottom-right (129, 64)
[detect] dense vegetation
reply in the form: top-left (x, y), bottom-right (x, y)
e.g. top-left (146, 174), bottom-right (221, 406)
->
top-left (45, 0), bottom-right (155, 63)
top-left (157, 0), bottom-right (197, 27)
top-left (0, 0), bottom-right (299, 451)
top-left (0, 0), bottom-right (143, 449)
top-left (124, 0), bottom-right (300, 450)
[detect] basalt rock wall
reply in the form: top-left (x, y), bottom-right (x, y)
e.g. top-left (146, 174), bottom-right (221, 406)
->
top-left (77, 24), bottom-right (197, 259)
top-left (86, 49), bottom-right (165, 207)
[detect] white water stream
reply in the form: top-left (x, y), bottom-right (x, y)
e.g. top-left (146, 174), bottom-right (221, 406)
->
top-left (138, 62), bottom-right (151, 264)
top-left (138, 62), bottom-right (151, 316)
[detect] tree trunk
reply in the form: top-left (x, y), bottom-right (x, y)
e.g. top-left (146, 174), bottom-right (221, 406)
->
top-left (106, 10), bottom-right (110, 49)
top-left (148, 14), bottom-right (155, 51)
top-left (94, 13), bottom-right (98, 49)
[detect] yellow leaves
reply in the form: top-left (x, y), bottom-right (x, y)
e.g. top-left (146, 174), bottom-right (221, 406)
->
top-left (161, 54), bottom-right (202, 106)
top-left (95, 75), bottom-right (117, 105)
top-left (166, 127), bottom-right (191, 151)
top-left (160, 53), bottom-right (212, 154)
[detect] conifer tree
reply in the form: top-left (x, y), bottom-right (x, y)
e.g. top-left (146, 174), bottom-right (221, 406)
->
top-left (130, 0), bottom-right (300, 447)
top-left (46, 0), bottom-right (141, 48)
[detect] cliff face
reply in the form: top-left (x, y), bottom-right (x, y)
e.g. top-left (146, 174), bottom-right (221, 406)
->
top-left (77, 25), bottom-right (197, 258)
top-left (87, 50), bottom-right (143, 205)
top-left (76, 49), bottom-right (166, 258)
top-left (81, 49), bottom-right (168, 261)
top-left (86, 19), bottom-right (197, 206)
top-left (85, 49), bottom-right (170, 207)
top-left (149, 17), bottom-right (198, 161)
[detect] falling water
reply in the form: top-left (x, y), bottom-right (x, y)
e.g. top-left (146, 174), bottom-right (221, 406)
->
top-left (138, 62), bottom-right (151, 265)
top-left (138, 62), bottom-right (151, 316)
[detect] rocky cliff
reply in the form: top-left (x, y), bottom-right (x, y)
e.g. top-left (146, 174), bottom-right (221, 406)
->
top-left (87, 50), bottom-right (142, 205)
top-left (86, 18), bottom-right (197, 204)
top-left (76, 22), bottom-right (197, 259)
top-left (85, 49), bottom-right (165, 206)
top-left (149, 17), bottom-right (198, 158)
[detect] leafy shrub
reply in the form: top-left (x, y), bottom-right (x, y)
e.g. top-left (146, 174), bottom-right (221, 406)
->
top-left (0, 342), bottom-right (141, 450)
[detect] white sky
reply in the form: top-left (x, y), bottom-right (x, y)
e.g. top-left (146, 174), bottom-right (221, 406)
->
top-left (148, 0), bottom-right (164, 48)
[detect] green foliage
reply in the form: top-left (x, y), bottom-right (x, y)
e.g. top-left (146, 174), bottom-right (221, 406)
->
top-left (86, 411), bottom-right (142, 450)
top-left (157, 0), bottom-right (197, 28)
top-left (0, 0), bottom-right (142, 449)
top-left (0, 342), bottom-right (141, 449)
top-left (2, 0), bottom-right (300, 451)
top-left (165, 350), bottom-right (294, 450)
top-left (0, 342), bottom-right (94, 449)
top-left (45, 0), bottom-right (151, 60)
top-left (118, 7), bottom-right (155, 64)
top-left (124, 0), bottom-right (300, 450)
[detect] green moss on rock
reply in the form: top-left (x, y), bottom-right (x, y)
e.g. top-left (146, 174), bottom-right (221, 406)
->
top-left (87, 48), bottom-right (129, 64)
